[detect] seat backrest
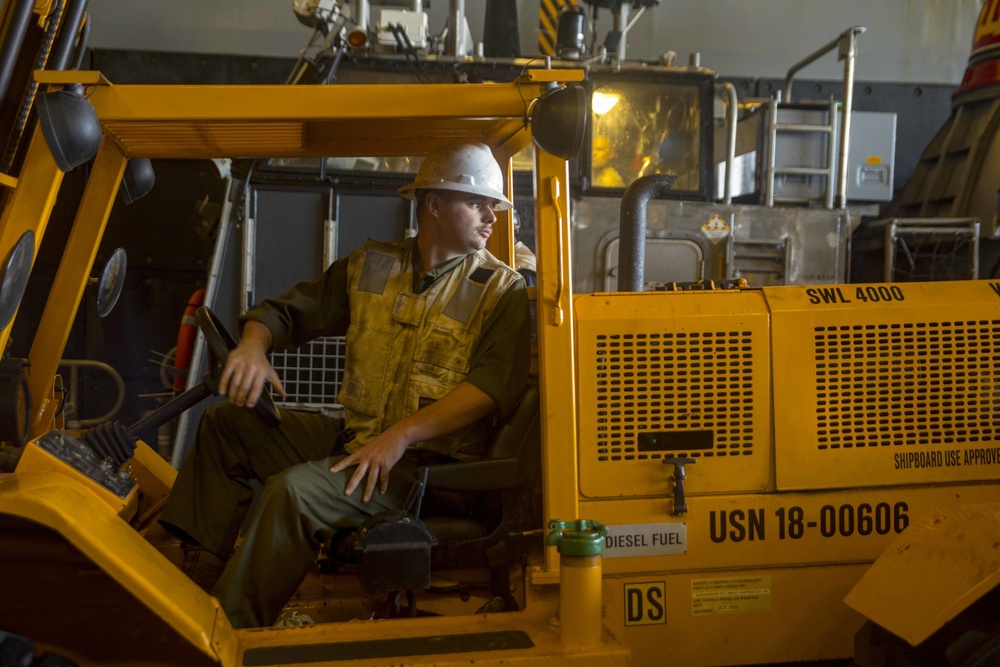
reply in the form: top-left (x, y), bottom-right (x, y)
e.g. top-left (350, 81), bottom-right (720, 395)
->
top-left (420, 379), bottom-right (540, 494)
top-left (484, 380), bottom-right (540, 462)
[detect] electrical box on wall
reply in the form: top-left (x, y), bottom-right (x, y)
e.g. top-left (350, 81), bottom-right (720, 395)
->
top-left (847, 110), bottom-right (897, 202)
top-left (762, 107), bottom-right (897, 205)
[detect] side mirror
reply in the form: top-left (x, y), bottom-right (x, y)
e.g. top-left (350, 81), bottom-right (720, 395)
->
top-left (0, 231), bottom-right (34, 330)
top-left (94, 248), bottom-right (127, 317)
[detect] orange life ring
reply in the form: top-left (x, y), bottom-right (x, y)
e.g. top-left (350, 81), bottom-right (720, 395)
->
top-left (173, 289), bottom-right (206, 391)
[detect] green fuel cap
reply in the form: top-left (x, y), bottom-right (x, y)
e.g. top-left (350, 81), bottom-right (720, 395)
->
top-left (547, 519), bottom-right (609, 556)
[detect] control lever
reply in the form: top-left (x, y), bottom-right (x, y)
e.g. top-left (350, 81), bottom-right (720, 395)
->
top-left (403, 467), bottom-right (430, 520)
top-left (662, 457), bottom-right (695, 516)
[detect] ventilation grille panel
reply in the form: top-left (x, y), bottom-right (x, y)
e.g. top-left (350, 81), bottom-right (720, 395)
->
top-left (814, 320), bottom-right (1000, 450)
top-left (593, 330), bottom-right (757, 462)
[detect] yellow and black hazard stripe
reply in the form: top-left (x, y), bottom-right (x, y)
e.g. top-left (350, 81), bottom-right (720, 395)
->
top-left (538, 0), bottom-right (578, 56)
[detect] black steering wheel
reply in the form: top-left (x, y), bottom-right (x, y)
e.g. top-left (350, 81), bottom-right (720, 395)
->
top-left (195, 306), bottom-right (282, 428)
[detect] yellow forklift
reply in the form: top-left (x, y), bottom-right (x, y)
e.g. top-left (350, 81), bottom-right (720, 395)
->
top-left (1, 36), bottom-right (1000, 667)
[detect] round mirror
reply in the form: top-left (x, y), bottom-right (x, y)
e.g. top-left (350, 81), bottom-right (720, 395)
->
top-left (96, 248), bottom-right (127, 318)
top-left (0, 231), bottom-right (35, 331)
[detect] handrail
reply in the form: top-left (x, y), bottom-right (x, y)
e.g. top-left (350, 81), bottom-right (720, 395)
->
top-left (58, 359), bottom-right (125, 428)
top-left (764, 96), bottom-right (778, 207)
top-left (781, 25), bottom-right (866, 209)
top-left (781, 26), bottom-right (866, 103)
top-left (719, 82), bottom-right (738, 204)
top-left (549, 176), bottom-right (566, 326)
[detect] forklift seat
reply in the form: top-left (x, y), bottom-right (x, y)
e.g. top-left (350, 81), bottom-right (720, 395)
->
top-left (338, 379), bottom-right (542, 613)
top-left (417, 379), bottom-right (542, 610)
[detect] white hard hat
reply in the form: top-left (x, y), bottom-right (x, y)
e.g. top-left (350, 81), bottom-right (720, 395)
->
top-left (398, 141), bottom-right (513, 211)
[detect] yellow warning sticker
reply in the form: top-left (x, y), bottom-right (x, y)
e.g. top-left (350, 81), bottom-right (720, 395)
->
top-left (691, 575), bottom-right (772, 615)
top-left (701, 213), bottom-right (730, 240)
top-left (866, 155), bottom-right (883, 165)
top-left (702, 214), bottom-right (729, 231)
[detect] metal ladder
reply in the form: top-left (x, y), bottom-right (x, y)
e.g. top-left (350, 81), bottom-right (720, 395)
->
top-left (764, 96), bottom-right (839, 208)
top-left (763, 26), bottom-right (866, 210)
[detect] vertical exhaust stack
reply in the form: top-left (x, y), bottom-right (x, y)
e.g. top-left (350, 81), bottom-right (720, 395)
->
top-left (617, 174), bottom-right (677, 292)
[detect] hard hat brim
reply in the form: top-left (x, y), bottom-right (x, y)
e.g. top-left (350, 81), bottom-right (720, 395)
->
top-left (398, 181), bottom-right (513, 211)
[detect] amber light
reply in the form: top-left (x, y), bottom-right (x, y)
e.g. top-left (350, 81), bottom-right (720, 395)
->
top-left (347, 28), bottom-right (368, 47)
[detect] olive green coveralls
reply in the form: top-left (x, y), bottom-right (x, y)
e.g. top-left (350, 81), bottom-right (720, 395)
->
top-left (160, 238), bottom-right (529, 628)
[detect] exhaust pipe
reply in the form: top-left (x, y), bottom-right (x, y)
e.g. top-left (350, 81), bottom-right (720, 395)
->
top-left (617, 173), bottom-right (677, 292)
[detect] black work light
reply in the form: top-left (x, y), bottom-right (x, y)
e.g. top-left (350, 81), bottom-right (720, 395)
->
top-left (36, 83), bottom-right (103, 172)
top-left (120, 158), bottom-right (156, 204)
top-left (531, 84), bottom-right (587, 161)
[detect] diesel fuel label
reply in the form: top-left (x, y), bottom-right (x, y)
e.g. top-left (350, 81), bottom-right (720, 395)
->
top-left (692, 576), bottom-right (772, 615)
top-left (604, 522), bottom-right (686, 558)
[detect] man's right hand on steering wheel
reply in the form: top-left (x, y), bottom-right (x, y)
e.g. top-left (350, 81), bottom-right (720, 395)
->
top-left (219, 320), bottom-right (287, 408)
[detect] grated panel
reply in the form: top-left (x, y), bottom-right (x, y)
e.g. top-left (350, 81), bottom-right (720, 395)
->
top-left (104, 121), bottom-right (305, 157)
top-left (270, 336), bottom-right (345, 411)
top-left (814, 320), bottom-right (1000, 451)
top-left (593, 329), bottom-right (757, 462)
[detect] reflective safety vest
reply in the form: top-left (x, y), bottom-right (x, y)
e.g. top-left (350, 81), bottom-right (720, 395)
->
top-left (339, 238), bottom-right (522, 460)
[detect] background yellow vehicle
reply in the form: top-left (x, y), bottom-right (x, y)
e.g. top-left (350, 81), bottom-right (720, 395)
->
top-left (2, 3), bottom-right (1000, 667)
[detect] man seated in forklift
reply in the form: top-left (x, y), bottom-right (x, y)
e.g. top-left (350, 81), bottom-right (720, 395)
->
top-left (157, 141), bottom-right (532, 628)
